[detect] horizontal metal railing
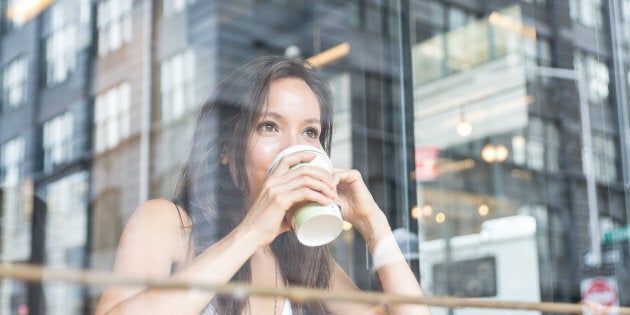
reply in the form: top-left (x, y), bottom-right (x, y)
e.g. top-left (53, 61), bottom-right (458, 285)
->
top-left (0, 263), bottom-right (628, 314)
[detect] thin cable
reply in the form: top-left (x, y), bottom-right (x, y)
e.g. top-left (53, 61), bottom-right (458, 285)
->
top-left (592, 0), bottom-right (617, 274)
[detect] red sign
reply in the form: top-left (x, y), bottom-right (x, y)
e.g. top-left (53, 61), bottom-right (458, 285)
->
top-left (414, 146), bottom-right (439, 181)
top-left (581, 277), bottom-right (618, 314)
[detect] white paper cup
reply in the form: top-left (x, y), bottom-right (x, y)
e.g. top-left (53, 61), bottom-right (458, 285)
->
top-left (267, 145), bottom-right (343, 247)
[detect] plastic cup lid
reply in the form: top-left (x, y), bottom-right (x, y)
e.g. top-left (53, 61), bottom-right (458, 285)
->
top-left (267, 145), bottom-right (332, 176)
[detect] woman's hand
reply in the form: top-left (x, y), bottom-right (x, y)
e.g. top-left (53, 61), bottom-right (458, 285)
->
top-left (333, 168), bottom-right (381, 225)
top-left (239, 152), bottom-right (338, 247)
top-left (332, 169), bottom-right (429, 315)
top-left (333, 168), bottom-right (391, 246)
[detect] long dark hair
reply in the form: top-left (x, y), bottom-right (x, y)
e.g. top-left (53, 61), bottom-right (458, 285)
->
top-left (174, 56), bottom-right (335, 314)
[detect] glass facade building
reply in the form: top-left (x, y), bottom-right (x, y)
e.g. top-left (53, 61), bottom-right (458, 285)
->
top-left (0, 0), bottom-right (629, 314)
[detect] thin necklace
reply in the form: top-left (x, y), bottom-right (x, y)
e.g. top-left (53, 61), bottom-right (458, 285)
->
top-left (273, 257), bottom-right (278, 315)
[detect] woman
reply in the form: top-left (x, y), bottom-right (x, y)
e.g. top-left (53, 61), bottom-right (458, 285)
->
top-left (95, 56), bottom-right (429, 314)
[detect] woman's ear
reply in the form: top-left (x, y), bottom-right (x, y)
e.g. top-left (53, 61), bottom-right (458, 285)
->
top-left (219, 146), bottom-right (230, 165)
top-left (219, 154), bottom-right (229, 165)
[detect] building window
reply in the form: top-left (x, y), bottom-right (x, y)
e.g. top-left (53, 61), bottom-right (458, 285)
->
top-left (590, 133), bottom-right (618, 183)
top-left (163, 0), bottom-right (196, 17)
top-left (43, 112), bottom-right (74, 172)
top-left (45, 4), bottom-right (77, 86)
top-left (3, 0), bottom-right (25, 31)
top-left (574, 52), bottom-right (610, 105)
top-left (524, 38), bottom-right (552, 85)
top-left (570, 0), bottom-right (603, 28)
top-left (79, 0), bottom-right (92, 25)
top-left (44, 171), bottom-right (88, 315)
top-left (545, 123), bottom-right (560, 172)
top-left (622, 0), bottom-right (630, 40)
top-left (160, 49), bottom-right (196, 123)
top-left (94, 82), bottom-right (131, 153)
top-left (97, 0), bottom-right (132, 56)
top-left (447, 6), bottom-right (475, 30)
top-left (512, 117), bottom-right (559, 172)
top-left (526, 117), bottom-right (545, 171)
top-left (1, 56), bottom-right (28, 112)
top-left (0, 137), bottom-right (24, 186)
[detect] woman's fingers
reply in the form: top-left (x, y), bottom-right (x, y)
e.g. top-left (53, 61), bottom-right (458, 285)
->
top-left (333, 168), bottom-right (363, 185)
top-left (265, 175), bottom-right (336, 207)
top-left (247, 153), bottom-right (338, 243)
top-left (275, 165), bottom-right (335, 188)
top-left (265, 158), bottom-right (337, 203)
top-left (332, 168), bottom-right (381, 223)
top-left (284, 176), bottom-right (337, 200)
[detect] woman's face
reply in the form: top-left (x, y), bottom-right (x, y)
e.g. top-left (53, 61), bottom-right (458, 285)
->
top-left (243, 77), bottom-right (324, 203)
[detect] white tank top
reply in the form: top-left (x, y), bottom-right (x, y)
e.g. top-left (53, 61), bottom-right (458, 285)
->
top-left (203, 298), bottom-right (293, 314)
top-left (281, 298), bottom-right (293, 315)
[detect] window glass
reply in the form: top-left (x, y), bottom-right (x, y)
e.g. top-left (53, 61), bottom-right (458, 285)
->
top-left (160, 49), bottom-right (196, 122)
top-left (0, 137), bottom-right (30, 315)
top-left (590, 133), bottom-right (618, 183)
top-left (94, 82), bottom-right (131, 152)
top-left (3, 0), bottom-right (24, 30)
top-left (163, 0), bottom-right (196, 17)
top-left (44, 171), bottom-right (89, 315)
top-left (570, 0), bottom-right (604, 27)
top-left (97, 0), bottom-right (132, 56)
top-left (79, 0), bottom-right (91, 24)
top-left (1, 56), bottom-right (28, 111)
top-left (574, 52), bottom-right (610, 105)
top-left (45, 3), bottom-right (77, 85)
top-left (0, 137), bottom-right (24, 186)
top-left (411, 1), bottom-right (629, 311)
top-left (43, 112), bottom-right (75, 172)
top-left (1, 0), bottom-right (630, 314)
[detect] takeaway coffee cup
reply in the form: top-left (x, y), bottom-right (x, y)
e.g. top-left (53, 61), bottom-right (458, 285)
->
top-left (267, 145), bottom-right (343, 247)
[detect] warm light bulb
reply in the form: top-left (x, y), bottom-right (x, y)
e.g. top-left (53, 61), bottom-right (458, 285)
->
top-left (457, 119), bottom-right (472, 137)
top-left (435, 212), bottom-right (446, 224)
top-left (411, 206), bottom-right (420, 220)
top-left (495, 144), bottom-right (509, 162)
top-left (481, 144), bottom-right (496, 163)
top-left (478, 204), bottom-right (489, 216)
top-left (422, 204), bottom-right (433, 217)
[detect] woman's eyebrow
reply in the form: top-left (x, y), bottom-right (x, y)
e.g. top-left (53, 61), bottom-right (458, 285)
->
top-left (260, 111), bottom-right (283, 120)
top-left (261, 112), bottom-right (320, 124)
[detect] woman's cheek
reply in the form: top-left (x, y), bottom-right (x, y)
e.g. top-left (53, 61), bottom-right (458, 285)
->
top-left (246, 141), bottom-right (282, 194)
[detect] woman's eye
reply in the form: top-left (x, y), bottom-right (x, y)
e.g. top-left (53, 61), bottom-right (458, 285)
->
top-left (258, 121), bottom-right (278, 133)
top-left (304, 128), bottom-right (319, 138)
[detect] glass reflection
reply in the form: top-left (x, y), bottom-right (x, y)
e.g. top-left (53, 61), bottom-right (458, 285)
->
top-left (0, 0), bottom-right (628, 314)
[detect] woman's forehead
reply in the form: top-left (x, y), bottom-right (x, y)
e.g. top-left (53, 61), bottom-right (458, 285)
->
top-left (265, 79), bottom-right (320, 114)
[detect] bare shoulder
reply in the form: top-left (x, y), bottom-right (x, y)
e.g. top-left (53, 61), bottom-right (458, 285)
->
top-left (116, 198), bottom-right (192, 270)
top-left (128, 198), bottom-right (191, 229)
top-left (94, 199), bottom-right (192, 314)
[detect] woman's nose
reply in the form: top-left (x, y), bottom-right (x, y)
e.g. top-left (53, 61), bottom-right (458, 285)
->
top-left (281, 134), bottom-right (308, 150)
top-left (286, 134), bottom-right (302, 147)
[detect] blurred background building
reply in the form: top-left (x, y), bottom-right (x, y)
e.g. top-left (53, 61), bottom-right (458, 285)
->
top-left (0, 0), bottom-right (628, 314)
